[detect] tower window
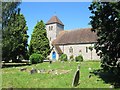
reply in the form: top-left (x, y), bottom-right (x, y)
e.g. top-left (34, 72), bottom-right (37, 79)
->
top-left (51, 26), bottom-right (53, 30)
top-left (49, 26), bottom-right (53, 31)
top-left (69, 47), bottom-right (73, 53)
top-left (49, 26), bottom-right (51, 31)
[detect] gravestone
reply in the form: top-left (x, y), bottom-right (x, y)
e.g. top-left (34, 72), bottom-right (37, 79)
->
top-left (37, 69), bottom-right (46, 73)
top-left (30, 68), bottom-right (37, 74)
top-left (88, 74), bottom-right (92, 78)
top-left (20, 68), bottom-right (27, 71)
top-left (49, 60), bottom-right (52, 64)
top-left (40, 69), bottom-right (45, 73)
top-left (72, 65), bottom-right (80, 87)
top-left (37, 69), bottom-right (40, 73)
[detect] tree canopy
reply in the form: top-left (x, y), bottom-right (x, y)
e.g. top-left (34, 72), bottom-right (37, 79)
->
top-left (2, 8), bottom-right (29, 62)
top-left (89, 2), bottom-right (120, 74)
top-left (29, 20), bottom-right (50, 59)
top-left (2, 2), bottom-right (21, 29)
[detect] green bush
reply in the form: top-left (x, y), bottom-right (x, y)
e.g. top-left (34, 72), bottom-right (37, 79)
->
top-left (29, 53), bottom-right (43, 64)
top-left (70, 55), bottom-right (74, 61)
top-left (59, 54), bottom-right (68, 61)
top-left (75, 55), bottom-right (83, 62)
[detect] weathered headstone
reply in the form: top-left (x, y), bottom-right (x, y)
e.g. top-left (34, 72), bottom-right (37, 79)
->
top-left (88, 74), bottom-right (92, 78)
top-left (52, 69), bottom-right (55, 71)
top-left (72, 65), bottom-right (80, 87)
top-left (20, 68), bottom-right (27, 71)
top-left (37, 69), bottom-right (46, 73)
top-left (30, 68), bottom-right (37, 74)
top-left (40, 69), bottom-right (45, 73)
top-left (49, 60), bottom-right (52, 64)
top-left (37, 69), bottom-right (41, 73)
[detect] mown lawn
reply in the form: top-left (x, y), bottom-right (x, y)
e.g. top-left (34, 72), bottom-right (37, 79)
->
top-left (2, 61), bottom-right (112, 88)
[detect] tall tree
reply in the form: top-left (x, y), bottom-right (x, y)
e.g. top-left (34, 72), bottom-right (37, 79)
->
top-left (2, 10), bottom-right (29, 62)
top-left (2, 2), bottom-right (21, 62)
top-left (29, 20), bottom-right (50, 59)
top-left (89, 2), bottom-right (120, 74)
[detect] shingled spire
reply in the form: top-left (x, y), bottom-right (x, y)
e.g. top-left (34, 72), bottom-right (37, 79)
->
top-left (46, 16), bottom-right (64, 26)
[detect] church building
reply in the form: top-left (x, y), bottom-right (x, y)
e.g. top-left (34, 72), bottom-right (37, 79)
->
top-left (46, 16), bottom-right (100, 61)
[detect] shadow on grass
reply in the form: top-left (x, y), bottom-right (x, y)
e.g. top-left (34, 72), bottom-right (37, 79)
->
top-left (90, 69), bottom-right (120, 88)
top-left (2, 63), bottom-right (31, 68)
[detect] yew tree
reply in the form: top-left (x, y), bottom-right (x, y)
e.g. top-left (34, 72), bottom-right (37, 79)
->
top-left (29, 20), bottom-right (50, 59)
top-left (2, 9), bottom-right (29, 62)
top-left (2, 2), bottom-right (22, 62)
top-left (89, 2), bottom-right (120, 74)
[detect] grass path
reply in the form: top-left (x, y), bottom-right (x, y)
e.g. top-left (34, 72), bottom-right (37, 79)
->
top-left (2, 61), bottom-right (111, 88)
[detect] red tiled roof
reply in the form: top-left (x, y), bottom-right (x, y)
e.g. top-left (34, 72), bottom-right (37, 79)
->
top-left (46, 16), bottom-right (64, 26)
top-left (52, 28), bottom-right (97, 45)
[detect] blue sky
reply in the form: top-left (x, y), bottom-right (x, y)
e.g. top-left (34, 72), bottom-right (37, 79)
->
top-left (19, 2), bottom-right (92, 44)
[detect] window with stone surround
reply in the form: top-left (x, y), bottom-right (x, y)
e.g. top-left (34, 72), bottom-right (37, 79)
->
top-left (49, 26), bottom-right (53, 31)
top-left (51, 26), bottom-right (53, 30)
top-left (49, 26), bottom-right (51, 31)
top-left (86, 47), bottom-right (88, 53)
top-left (69, 47), bottom-right (73, 53)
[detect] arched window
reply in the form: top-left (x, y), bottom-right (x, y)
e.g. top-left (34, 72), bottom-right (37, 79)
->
top-left (49, 26), bottom-right (53, 31)
top-left (86, 47), bottom-right (88, 53)
top-left (49, 26), bottom-right (51, 31)
top-left (51, 26), bottom-right (53, 30)
top-left (69, 47), bottom-right (73, 53)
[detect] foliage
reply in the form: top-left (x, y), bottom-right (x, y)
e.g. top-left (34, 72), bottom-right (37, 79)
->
top-left (59, 54), bottom-right (68, 61)
top-left (2, 2), bottom-right (21, 29)
top-left (89, 2), bottom-right (120, 74)
top-left (29, 20), bottom-right (50, 59)
top-left (29, 53), bottom-right (43, 64)
top-left (2, 11), bottom-right (29, 62)
top-left (75, 55), bottom-right (83, 62)
top-left (2, 2), bottom-right (21, 62)
top-left (70, 55), bottom-right (74, 61)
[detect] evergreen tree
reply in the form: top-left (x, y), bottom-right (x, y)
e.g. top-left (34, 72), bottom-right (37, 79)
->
top-left (2, 2), bottom-right (21, 62)
top-left (2, 10), bottom-right (29, 62)
top-left (29, 20), bottom-right (50, 59)
top-left (89, 2), bottom-right (120, 74)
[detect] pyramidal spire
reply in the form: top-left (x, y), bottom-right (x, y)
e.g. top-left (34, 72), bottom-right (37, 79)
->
top-left (46, 16), bottom-right (64, 26)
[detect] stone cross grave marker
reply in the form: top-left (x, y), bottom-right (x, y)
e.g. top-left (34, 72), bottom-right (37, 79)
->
top-left (72, 64), bottom-right (80, 87)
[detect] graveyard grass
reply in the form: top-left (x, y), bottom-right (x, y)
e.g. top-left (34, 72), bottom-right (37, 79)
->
top-left (2, 61), bottom-right (111, 88)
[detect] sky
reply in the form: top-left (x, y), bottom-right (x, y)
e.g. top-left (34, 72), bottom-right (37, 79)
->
top-left (19, 2), bottom-right (92, 44)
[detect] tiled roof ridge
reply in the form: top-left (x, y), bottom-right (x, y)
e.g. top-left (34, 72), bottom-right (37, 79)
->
top-left (52, 28), bottom-right (97, 45)
top-left (65, 28), bottom-right (92, 32)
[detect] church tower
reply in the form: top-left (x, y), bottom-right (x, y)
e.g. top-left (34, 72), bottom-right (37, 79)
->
top-left (46, 16), bottom-right (64, 47)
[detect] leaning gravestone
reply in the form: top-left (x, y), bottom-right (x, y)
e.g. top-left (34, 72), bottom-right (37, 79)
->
top-left (72, 65), bottom-right (80, 87)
